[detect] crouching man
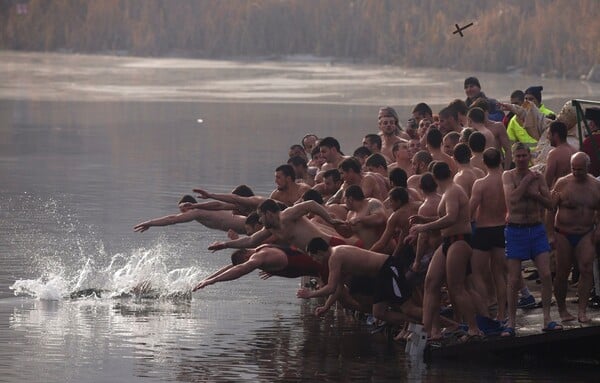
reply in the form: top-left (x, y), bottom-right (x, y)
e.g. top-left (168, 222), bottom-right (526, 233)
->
top-left (296, 238), bottom-right (421, 326)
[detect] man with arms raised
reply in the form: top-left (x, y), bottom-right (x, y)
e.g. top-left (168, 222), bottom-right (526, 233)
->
top-left (502, 143), bottom-right (560, 336)
top-left (134, 193), bottom-right (249, 235)
top-left (208, 199), bottom-right (354, 253)
top-left (551, 152), bottom-right (600, 323)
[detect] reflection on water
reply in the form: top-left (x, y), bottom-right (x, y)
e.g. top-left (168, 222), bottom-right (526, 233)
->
top-left (4, 297), bottom-right (597, 383)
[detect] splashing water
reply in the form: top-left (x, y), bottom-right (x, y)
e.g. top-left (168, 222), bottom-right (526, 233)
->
top-left (10, 243), bottom-right (203, 301)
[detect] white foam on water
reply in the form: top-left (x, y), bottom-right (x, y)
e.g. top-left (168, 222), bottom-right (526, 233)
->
top-left (10, 243), bottom-right (203, 301)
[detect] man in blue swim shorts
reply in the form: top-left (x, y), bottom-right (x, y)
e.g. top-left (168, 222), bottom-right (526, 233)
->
top-left (501, 143), bottom-right (562, 336)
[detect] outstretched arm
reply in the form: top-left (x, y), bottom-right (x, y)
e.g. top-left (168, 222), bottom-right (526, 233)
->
top-left (208, 228), bottom-right (272, 251)
top-left (193, 187), bottom-right (265, 209)
top-left (180, 200), bottom-right (238, 212)
top-left (193, 257), bottom-right (262, 291)
top-left (133, 209), bottom-right (205, 232)
top-left (285, 200), bottom-right (344, 226)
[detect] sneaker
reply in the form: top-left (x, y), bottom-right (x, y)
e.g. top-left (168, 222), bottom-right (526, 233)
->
top-left (517, 295), bottom-right (536, 309)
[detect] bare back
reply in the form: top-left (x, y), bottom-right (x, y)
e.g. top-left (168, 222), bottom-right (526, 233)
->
top-left (470, 170), bottom-right (506, 227)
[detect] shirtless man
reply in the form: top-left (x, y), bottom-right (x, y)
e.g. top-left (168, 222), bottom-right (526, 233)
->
top-left (442, 132), bottom-right (461, 157)
top-left (388, 140), bottom-right (413, 175)
top-left (312, 169), bottom-right (343, 202)
top-left (288, 156), bottom-right (315, 187)
top-left (207, 199), bottom-right (352, 253)
top-left (371, 187), bottom-right (421, 254)
top-left (364, 153), bottom-right (391, 194)
top-left (193, 244), bottom-right (327, 290)
top-left (502, 143), bottom-right (560, 336)
top-left (470, 98), bottom-right (512, 169)
top-left (379, 111), bottom-right (405, 161)
top-left (335, 185), bottom-right (388, 251)
top-left (318, 137), bottom-right (346, 173)
top-left (407, 150), bottom-right (433, 196)
top-left (453, 143), bottom-right (484, 199)
top-left (328, 157), bottom-right (387, 204)
top-left (470, 148), bottom-right (508, 321)
top-left (302, 133), bottom-right (319, 156)
top-left (468, 132), bottom-right (487, 174)
top-left (467, 107), bottom-right (496, 151)
top-left (551, 152), bottom-right (600, 323)
top-left (363, 134), bottom-right (392, 164)
top-left (425, 128), bottom-right (457, 175)
top-left (270, 164), bottom-right (311, 206)
top-left (545, 121), bottom-right (578, 188)
top-left (438, 106), bottom-right (462, 135)
top-left (408, 161), bottom-right (482, 339)
top-left (297, 239), bottom-right (421, 327)
top-left (410, 173), bottom-right (442, 274)
top-left (134, 194), bottom-right (247, 234)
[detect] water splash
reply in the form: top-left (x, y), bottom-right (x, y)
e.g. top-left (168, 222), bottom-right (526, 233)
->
top-left (10, 243), bottom-right (203, 301)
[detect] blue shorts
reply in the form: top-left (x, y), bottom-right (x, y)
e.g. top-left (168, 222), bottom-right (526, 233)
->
top-left (505, 223), bottom-right (550, 261)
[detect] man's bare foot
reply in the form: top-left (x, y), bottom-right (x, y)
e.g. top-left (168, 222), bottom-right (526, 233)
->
top-left (558, 310), bottom-right (576, 322)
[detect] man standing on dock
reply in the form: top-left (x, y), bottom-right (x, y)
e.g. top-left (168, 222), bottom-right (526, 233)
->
top-left (502, 143), bottom-right (561, 336)
top-left (551, 152), bottom-right (600, 324)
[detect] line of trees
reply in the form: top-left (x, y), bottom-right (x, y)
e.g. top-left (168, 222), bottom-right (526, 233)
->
top-left (0, 0), bottom-right (598, 78)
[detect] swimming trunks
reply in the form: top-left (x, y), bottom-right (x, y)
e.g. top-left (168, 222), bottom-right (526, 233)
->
top-left (349, 276), bottom-right (376, 296)
top-left (472, 225), bottom-right (506, 251)
top-left (441, 233), bottom-right (472, 256)
top-left (554, 227), bottom-right (594, 248)
top-left (505, 223), bottom-right (550, 261)
top-left (441, 233), bottom-right (473, 275)
top-left (373, 256), bottom-right (412, 305)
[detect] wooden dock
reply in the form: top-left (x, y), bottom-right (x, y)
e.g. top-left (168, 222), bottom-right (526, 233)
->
top-left (425, 325), bottom-right (600, 363)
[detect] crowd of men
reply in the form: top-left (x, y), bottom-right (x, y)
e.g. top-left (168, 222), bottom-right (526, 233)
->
top-left (134, 77), bottom-right (600, 343)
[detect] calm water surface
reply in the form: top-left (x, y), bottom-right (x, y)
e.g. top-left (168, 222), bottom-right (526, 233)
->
top-left (1, 51), bottom-right (599, 382)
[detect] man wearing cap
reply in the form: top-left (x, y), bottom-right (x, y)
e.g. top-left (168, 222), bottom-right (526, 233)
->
top-left (582, 107), bottom-right (600, 177)
top-left (464, 76), bottom-right (504, 122)
top-left (524, 86), bottom-right (555, 118)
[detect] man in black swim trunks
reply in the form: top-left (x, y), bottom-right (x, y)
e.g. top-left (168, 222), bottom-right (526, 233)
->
top-left (551, 152), bottom-right (600, 323)
top-left (296, 238), bottom-right (421, 327)
top-left (408, 161), bottom-right (484, 340)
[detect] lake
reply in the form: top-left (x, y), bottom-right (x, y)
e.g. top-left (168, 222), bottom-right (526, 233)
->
top-left (1, 51), bottom-right (599, 382)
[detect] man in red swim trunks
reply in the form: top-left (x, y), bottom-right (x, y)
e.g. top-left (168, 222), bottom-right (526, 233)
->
top-left (193, 244), bottom-right (328, 290)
